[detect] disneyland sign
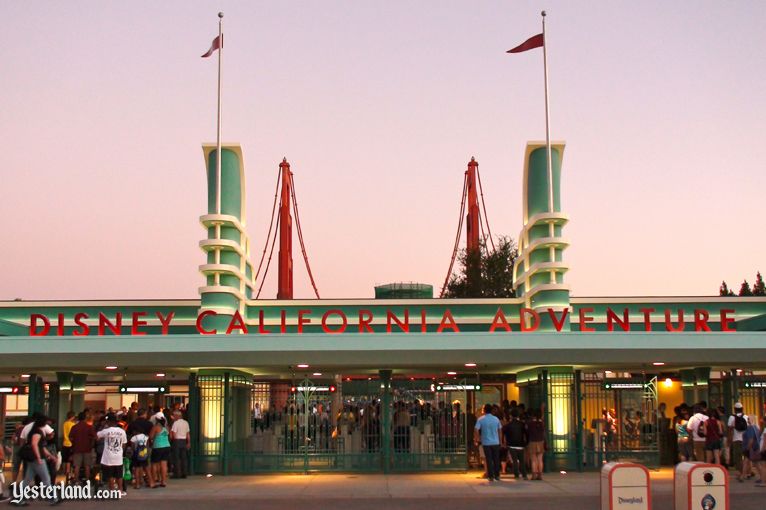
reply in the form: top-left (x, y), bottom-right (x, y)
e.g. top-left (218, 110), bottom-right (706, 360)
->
top-left (27, 307), bottom-right (737, 336)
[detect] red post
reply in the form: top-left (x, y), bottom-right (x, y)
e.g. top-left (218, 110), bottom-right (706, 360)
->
top-left (466, 157), bottom-right (480, 255)
top-left (277, 158), bottom-right (293, 299)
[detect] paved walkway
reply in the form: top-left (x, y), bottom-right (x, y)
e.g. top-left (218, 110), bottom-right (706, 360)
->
top-left (4, 468), bottom-right (766, 509)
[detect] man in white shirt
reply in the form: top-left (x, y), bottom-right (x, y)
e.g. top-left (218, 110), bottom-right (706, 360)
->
top-left (686, 404), bottom-right (709, 462)
top-left (20, 414), bottom-right (54, 442)
top-left (170, 411), bottom-right (190, 479)
top-left (96, 413), bottom-right (127, 495)
top-left (728, 402), bottom-right (749, 480)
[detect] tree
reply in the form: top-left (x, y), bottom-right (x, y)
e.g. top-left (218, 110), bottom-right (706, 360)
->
top-left (739, 280), bottom-right (753, 296)
top-left (719, 281), bottom-right (733, 296)
top-left (443, 236), bottom-right (518, 298)
top-left (753, 272), bottom-right (766, 296)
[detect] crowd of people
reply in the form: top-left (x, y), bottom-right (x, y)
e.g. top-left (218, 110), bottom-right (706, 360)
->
top-left (473, 400), bottom-right (547, 482)
top-left (0, 402), bottom-right (191, 504)
top-left (673, 401), bottom-right (766, 486)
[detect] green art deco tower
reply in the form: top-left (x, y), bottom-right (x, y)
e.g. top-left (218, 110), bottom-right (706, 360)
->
top-left (198, 144), bottom-right (257, 333)
top-left (512, 142), bottom-right (570, 330)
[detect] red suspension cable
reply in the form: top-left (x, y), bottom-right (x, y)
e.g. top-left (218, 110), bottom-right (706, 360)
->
top-left (256, 212), bottom-right (281, 299)
top-left (476, 168), bottom-right (496, 252)
top-left (439, 173), bottom-right (468, 298)
top-left (289, 172), bottom-right (321, 299)
top-left (254, 168), bottom-right (282, 284)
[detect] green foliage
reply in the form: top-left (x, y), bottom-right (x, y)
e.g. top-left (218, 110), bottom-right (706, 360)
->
top-left (739, 280), bottom-right (753, 296)
top-left (754, 272), bottom-right (766, 296)
top-left (719, 281), bottom-right (733, 296)
top-left (443, 236), bottom-right (518, 298)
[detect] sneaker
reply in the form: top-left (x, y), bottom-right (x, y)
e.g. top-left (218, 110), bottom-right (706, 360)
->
top-left (120, 491), bottom-right (128, 497)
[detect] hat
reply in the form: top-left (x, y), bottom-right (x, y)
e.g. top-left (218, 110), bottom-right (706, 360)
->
top-left (105, 412), bottom-right (117, 422)
top-left (734, 402), bottom-right (743, 409)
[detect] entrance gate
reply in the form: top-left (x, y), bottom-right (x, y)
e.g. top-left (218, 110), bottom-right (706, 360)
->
top-left (192, 372), bottom-right (469, 474)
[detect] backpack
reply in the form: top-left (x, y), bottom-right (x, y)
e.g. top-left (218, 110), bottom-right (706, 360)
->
top-left (705, 419), bottom-right (720, 441)
top-left (696, 419), bottom-right (706, 438)
top-left (133, 436), bottom-right (149, 462)
top-left (734, 414), bottom-right (748, 432)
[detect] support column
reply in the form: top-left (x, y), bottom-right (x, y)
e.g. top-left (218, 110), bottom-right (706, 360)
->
top-left (379, 370), bottom-right (392, 474)
top-left (0, 393), bottom-right (6, 441)
top-left (56, 372), bottom-right (87, 444)
top-left (27, 374), bottom-right (45, 416)
top-left (188, 373), bottom-right (200, 474)
top-left (222, 372), bottom-right (231, 475)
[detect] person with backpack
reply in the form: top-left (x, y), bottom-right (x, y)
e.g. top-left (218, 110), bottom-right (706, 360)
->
top-left (129, 427), bottom-right (155, 489)
top-left (686, 404), bottom-right (709, 462)
top-left (502, 408), bottom-right (528, 479)
top-left (728, 402), bottom-right (749, 481)
top-left (704, 409), bottom-right (724, 464)
top-left (743, 416), bottom-right (761, 485)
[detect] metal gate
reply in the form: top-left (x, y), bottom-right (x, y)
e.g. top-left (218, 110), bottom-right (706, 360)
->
top-left (580, 374), bottom-right (660, 468)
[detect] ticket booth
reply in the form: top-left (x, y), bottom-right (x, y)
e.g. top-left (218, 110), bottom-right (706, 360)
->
top-left (601, 462), bottom-right (651, 510)
top-left (674, 462), bottom-right (728, 510)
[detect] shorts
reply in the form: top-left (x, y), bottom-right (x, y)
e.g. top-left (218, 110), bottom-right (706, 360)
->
top-left (528, 441), bottom-right (545, 455)
top-left (132, 458), bottom-right (149, 468)
top-left (705, 440), bottom-right (722, 451)
top-left (151, 447), bottom-right (171, 463)
top-left (101, 464), bottom-right (123, 480)
top-left (72, 451), bottom-right (95, 469)
top-left (61, 446), bottom-right (73, 463)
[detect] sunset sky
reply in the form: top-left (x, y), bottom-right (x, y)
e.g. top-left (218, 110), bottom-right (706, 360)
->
top-left (2, 1), bottom-right (764, 300)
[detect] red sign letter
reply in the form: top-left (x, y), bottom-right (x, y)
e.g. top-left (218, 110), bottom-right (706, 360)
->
top-left (258, 310), bottom-right (271, 334)
top-left (196, 310), bottom-right (217, 335)
top-left (547, 308), bottom-right (569, 332)
top-left (386, 309), bottom-right (409, 333)
top-left (73, 313), bottom-right (90, 336)
top-left (437, 309), bottom-right (460, 333)
top-left (322, 309), bottom-right (348, 334)
top-left (489, 308), bottom-right (511, 333)
top-left (298, 310), bottom-right (312, 333)
top-left (606, 308), bottom-right (630, 332)
top-left (156, 311), bottom-right (175, 335)
top-left (693, 309), bottom-right (711, 332)
top-left (664, 309), bottom-right (685, 332)
top-left (98, 313), bottom-right (122, 336)
top-left (30, 314), bottom-right (50, 336)
top-left (226, 311), bottom-right (248, 335)
top-left (578, 308), bottom-right (596, 332)
top-left (640, 308), bottom-right (655, 332)
top-left (131, 311), bottom-right (148, 336)
top-left (720, 309), bottom-right (736, 332)
top-left (520, 308), bottom-right (540, 332)
top-left (358, 310), bottom-right (374, 333)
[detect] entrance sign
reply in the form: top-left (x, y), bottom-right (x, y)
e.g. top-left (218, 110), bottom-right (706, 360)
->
top-left (674, 462), bottom-right (728, 510)
top-left (27, 306), bottom-right (737, 336)
top-left (601, 462), bottom-right (651, 510)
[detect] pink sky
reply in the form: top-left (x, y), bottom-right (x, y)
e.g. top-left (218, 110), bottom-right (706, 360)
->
top-left (1, 1), bottom-right (764, 300)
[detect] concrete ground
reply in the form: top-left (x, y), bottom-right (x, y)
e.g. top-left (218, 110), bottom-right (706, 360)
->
top-left (3, 468), bottom-right (764, 509)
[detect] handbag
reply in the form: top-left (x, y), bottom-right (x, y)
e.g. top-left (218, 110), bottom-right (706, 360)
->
top-left (19, 444), bottom-right (36, 462)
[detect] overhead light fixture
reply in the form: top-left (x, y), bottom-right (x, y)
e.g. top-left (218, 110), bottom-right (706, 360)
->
top-left (21, 374), bottom-right (30, 378)
top-left (464, 363), bottom-right (477, 368)
top-left (297, 364), bottom-right (309, 369)
top-left (156, 373), bottom-right (166, 377)
top-left (652, 362), bottom-right (665, 366)
top-left (447, 371), bottom-right (457, 375)
top-left (105, 366), bottom-right (118, 370)
top-left (312, 372), bottom-right (322, 376)
top-left (663, 378), bottom-right (674, 388)
top-left (604, 370), bottom-right (613, 375)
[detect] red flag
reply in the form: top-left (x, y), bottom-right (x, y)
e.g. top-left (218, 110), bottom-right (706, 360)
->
top-left (201, 34), bottom-right (223, 58)
top-left (507, 33), bottom-right (543, 53)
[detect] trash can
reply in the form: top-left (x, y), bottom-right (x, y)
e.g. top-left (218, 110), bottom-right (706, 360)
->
top-left (601, 461), bottom-right (652, 510)
top-left (674, 462), bottom-right (728, 510)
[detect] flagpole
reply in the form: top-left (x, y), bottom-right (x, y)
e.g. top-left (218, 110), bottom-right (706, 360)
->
top-left (216, 12), bottom-right (224, 215)
top-left (541, 10), bottom-right (554, 213)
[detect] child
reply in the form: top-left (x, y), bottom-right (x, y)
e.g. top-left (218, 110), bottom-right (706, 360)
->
top-left (130, 430), bottom-right (155, 489)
